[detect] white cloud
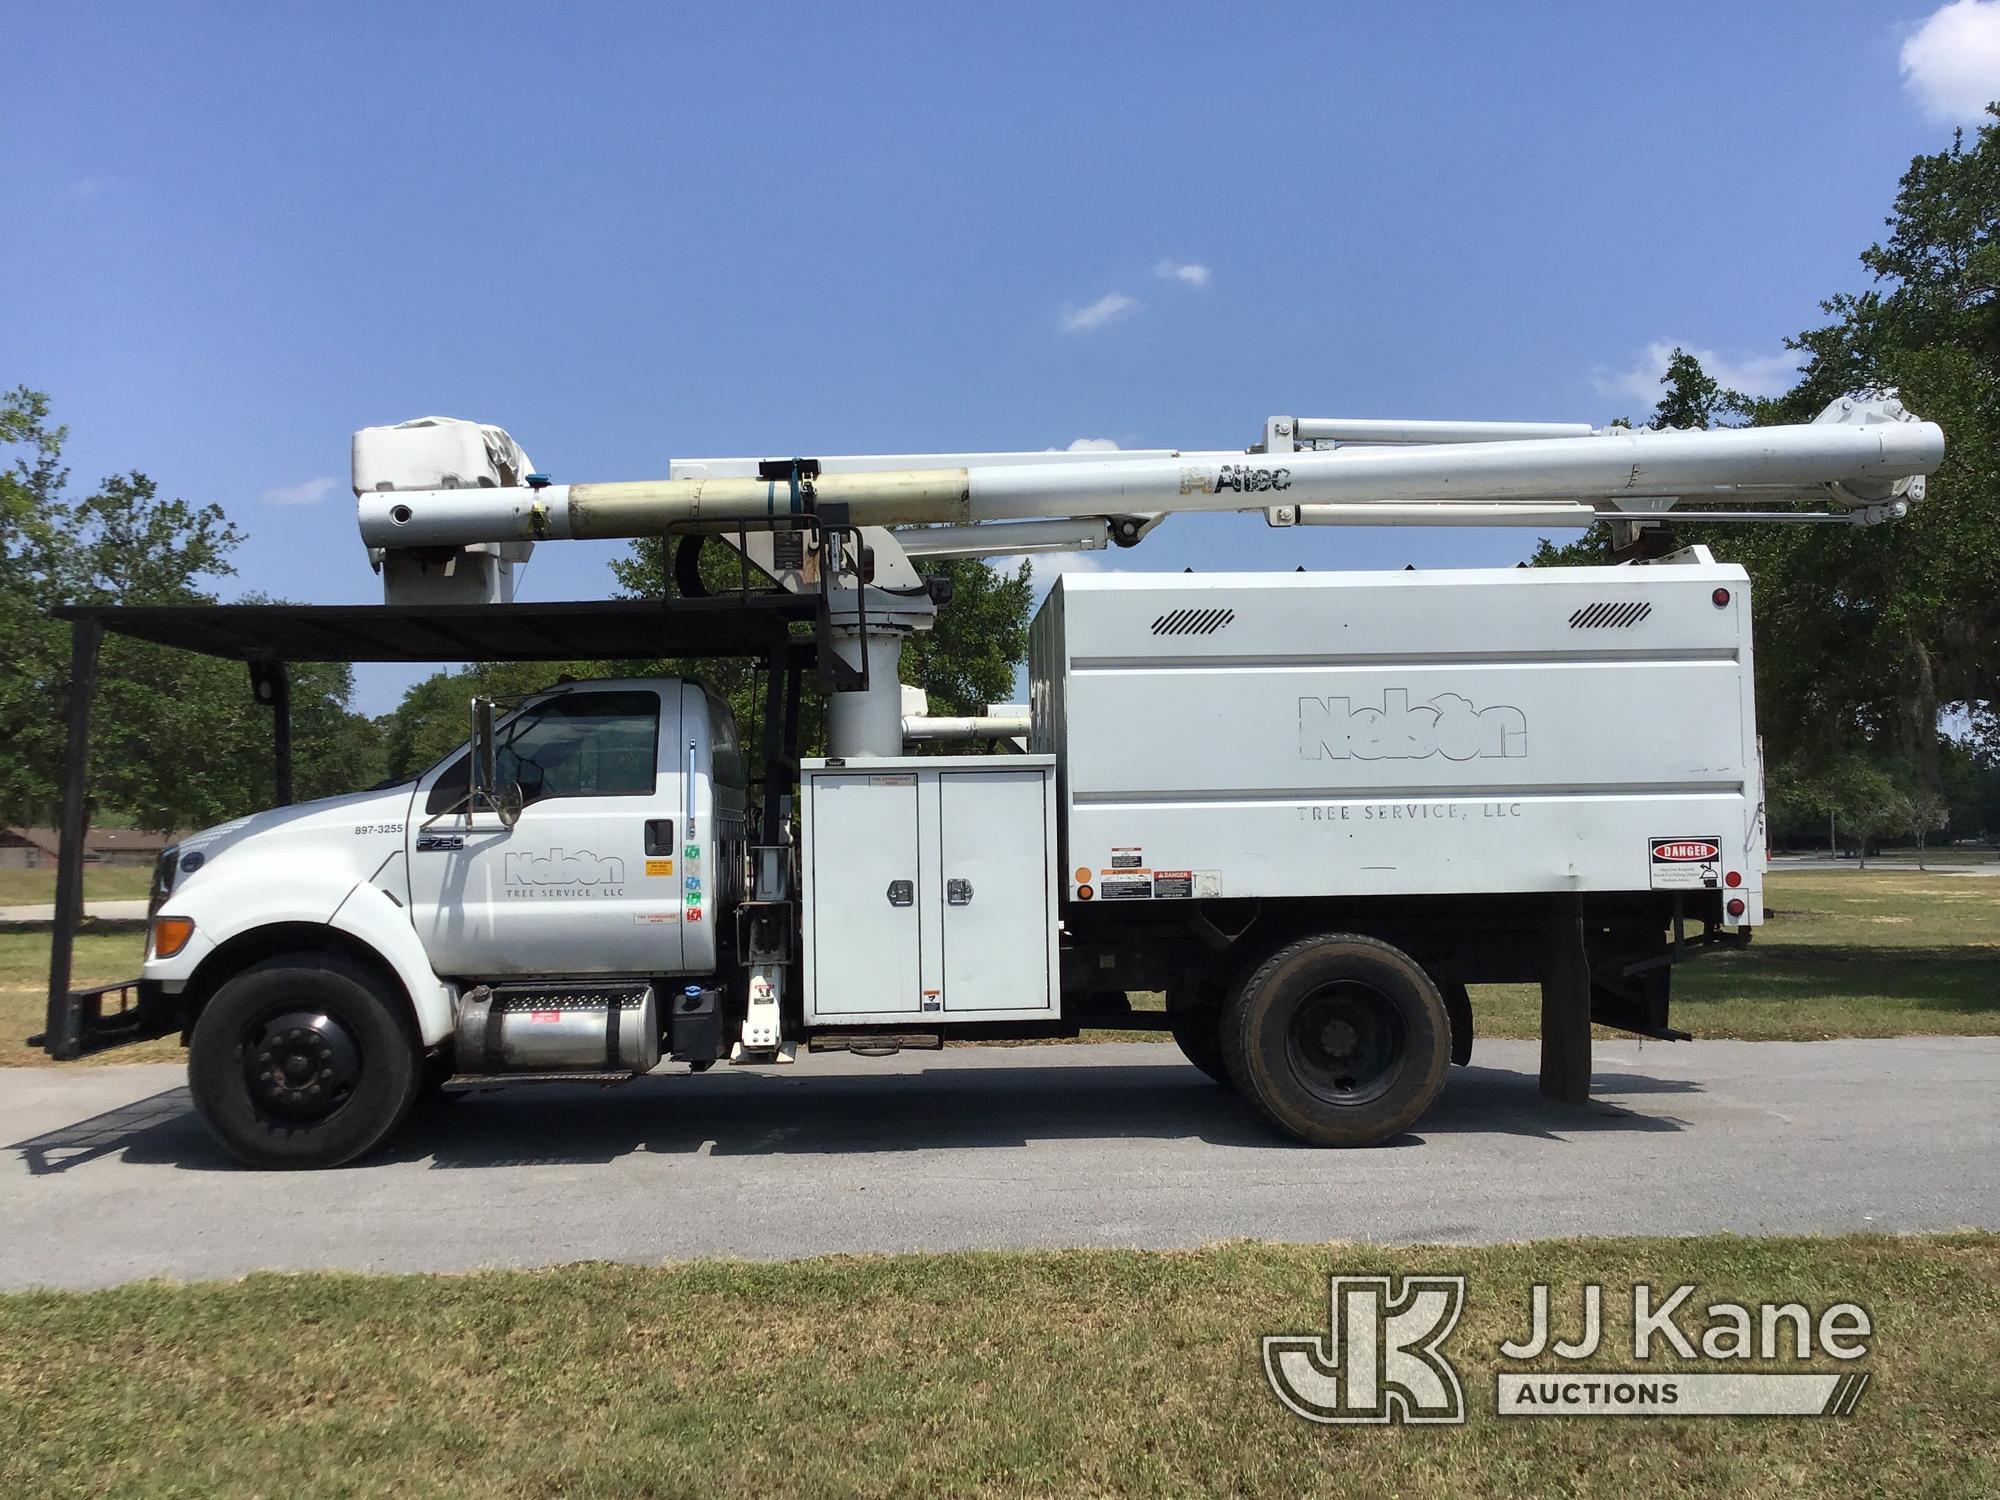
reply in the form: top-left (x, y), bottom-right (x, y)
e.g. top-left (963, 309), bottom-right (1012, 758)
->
top-left (1061, 292), bottom-right (1140, 332)
top-left (1901, 1), bottom-right (2000, 124)
top-left (1155, 260), bottom-right (1211, 287)
top-left (262, 475), bottom-right (339, 506)
top-left (1592, 341), bottom-right (1798, 406)
top-left (1025, 548), bottom-right (1106, 599)
top-left (1061, 437), bottom-right (1121, 452)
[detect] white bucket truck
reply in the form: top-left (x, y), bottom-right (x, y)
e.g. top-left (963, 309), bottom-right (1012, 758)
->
top-left (46, 398), bottom-right (1941, 1166)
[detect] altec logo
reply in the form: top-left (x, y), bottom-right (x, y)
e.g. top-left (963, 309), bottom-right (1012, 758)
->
top-left (504, 848), bottom-right (627, 886)
top-left (1299, 689), bottom-right (1527, 762)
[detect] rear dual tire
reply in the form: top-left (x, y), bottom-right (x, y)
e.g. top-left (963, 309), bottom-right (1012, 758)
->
top-left (1221, 933), bottom-right (1450, 1148)
top-left (188, 954), bottom-right (422, 1170)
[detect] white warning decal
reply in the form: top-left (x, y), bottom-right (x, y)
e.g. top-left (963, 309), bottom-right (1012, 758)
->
top-left (1650, 836), bottom-right (1722, 890)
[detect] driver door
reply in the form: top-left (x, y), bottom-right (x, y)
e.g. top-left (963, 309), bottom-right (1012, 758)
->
top-left (408, 687), bottom-right (686, 976)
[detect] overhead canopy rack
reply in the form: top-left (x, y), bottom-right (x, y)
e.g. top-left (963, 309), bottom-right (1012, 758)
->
top-left (38, 593), bottom-right (820, 1058)
top-left (51, 593), bottom-right (819, 664)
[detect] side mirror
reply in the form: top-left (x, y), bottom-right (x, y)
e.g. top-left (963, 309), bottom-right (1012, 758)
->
top-left (468, 698), bottom-right (521, 829)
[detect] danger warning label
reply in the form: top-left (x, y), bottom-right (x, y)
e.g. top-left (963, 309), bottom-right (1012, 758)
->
top-left (1650, 835), bottom-right (1722, 890)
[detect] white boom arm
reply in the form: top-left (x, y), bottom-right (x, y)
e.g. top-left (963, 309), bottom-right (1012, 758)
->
top-left (357, 394), bottom-right (1941, 554)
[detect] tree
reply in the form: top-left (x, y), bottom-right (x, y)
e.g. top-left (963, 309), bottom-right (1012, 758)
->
top-left (377, 660), bottom-right (613, 781)
top-left (0, 389), bottom-right (382, 831)
top-left (605, 536), bottom-right (1035, 748)
top-left (1529, 349), bottom-right (1739, 567)
top-left (1831, 759), bottom-right (1909, 869)
top-left (1536, 108), bottom-right (2000, 809)
top-left (1733, 107), bottom-right (2000, 786)
top-left (1902, 781), bottom-right (1951, 870)
top-left (1651, 347), bottom-right (1746, 432)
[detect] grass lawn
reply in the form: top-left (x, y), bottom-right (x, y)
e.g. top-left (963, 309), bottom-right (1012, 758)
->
top-left (0, 1234), bottom-right (1991, 1497)
top-left (0, 927), bottom-right (167, 1068)
top-left (1470, 871), bottom-right (1999, 1042)
top-left (0, 866), bottom-right (154, 906)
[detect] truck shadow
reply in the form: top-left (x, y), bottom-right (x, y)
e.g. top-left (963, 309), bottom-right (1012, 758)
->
top-left (9, 1059), bottom-right (1690, 1175)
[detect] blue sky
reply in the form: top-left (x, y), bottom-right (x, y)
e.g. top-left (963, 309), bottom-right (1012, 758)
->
top-left (7, 1), bottom-right (1996, 713)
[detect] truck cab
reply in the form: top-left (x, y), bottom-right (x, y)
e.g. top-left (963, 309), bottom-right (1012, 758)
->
top-left (135, 678), bottom-right (747, 1167)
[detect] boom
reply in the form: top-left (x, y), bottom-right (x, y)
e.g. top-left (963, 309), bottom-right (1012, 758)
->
top-left (356, 393), bottom-right (1942, 556)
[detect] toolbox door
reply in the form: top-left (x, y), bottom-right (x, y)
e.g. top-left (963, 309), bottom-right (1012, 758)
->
top-left (937, 770), bottom-right (1052, 1013)
top-left (809, 774), bottom-right (924, 1015)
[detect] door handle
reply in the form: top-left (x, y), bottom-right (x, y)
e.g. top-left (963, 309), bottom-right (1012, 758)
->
top-left (886, 880), bottom-right (913, 907)
top-left (946, 877), bottom-right (973, 906)
top-left (644, 819), bottom-right (675, 856)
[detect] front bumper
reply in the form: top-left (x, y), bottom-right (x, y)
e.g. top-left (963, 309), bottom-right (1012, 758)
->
top-left (31, 979), bottom-right (182, 1060)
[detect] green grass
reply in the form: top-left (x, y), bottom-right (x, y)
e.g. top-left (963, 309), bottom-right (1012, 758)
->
top-left (0, 865), bottom-right (153, 906)
top-left (0, 927), bottom-right (163, 1068)
top-left (0, 1234), bottom-right (1991, 1498)
top-left (1468, 871), bottom-right (1999, 1041)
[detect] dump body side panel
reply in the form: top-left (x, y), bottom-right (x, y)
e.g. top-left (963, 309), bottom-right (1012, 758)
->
top-left (1032, 565), bottom-right (1761, 917)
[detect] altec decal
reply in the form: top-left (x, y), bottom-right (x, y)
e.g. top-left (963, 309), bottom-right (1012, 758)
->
top-left (1299, 690), bottom-right (1527, 762)
top-left (1181, 463), bottom-right (1292, 496)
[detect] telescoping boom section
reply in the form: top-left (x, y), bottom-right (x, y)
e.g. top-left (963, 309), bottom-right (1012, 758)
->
top-left (356, 394), bottom-right (1941, 550)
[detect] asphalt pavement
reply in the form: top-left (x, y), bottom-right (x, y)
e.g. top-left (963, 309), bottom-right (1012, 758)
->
top-left (3, 1037), bottom-right (1995, 1290)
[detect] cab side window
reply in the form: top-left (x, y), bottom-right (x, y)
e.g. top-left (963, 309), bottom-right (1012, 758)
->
top-left (427, 692), bottom-right (660, 814)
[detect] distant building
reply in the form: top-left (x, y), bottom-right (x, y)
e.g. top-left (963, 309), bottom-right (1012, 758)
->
top-left (0, 827), bottom-right (179, 869)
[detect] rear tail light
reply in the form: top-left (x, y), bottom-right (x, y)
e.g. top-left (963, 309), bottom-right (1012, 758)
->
top-left (1725, 870), bottom-right (1742, 888)
top-left (1725, 898), bottom-right (1746, 919)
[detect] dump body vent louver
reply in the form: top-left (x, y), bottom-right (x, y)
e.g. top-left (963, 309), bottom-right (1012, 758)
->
top-left (1569, 601), bottom-right (1653, 628)
top-left (1150, 607), bottom-right (1236, 636)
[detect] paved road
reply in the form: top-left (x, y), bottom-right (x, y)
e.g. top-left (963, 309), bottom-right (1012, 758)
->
top-left (3, 1038), bottom-right (1995, 1290)
top-left (0, 898), bottom-right (149, 923)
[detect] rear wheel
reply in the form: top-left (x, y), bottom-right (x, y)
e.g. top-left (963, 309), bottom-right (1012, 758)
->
top-left (1221, 933), bottom-right (1450, 1147)
top-left (188, 953), bottom-right (422, 1169)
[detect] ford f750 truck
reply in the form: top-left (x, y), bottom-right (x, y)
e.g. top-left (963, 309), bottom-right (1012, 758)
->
top-left (37, 398), bottom-right (1941, 1167)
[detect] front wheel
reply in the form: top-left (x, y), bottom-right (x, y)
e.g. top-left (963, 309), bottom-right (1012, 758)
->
top-left (1221, 934), bottom-right (1450, 1147)
top-left (188, 953), bottom-right (421, 1169)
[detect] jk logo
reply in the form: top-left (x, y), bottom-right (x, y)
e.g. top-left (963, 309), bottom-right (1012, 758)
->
top-left (1263, 1275), bottom-right (1467, 1425)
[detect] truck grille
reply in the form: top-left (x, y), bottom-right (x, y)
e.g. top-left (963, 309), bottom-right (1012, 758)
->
top-left (1151, 607), bottom-right (1236, 636)
top-left (1569, 601), bottom-right (1652, 628)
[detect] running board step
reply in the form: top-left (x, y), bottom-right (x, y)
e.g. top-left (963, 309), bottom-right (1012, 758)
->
top-left (442, 1071), bottom-right (639, 1091)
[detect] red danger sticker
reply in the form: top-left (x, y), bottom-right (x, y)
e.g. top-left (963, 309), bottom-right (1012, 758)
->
top-left (1652, 839), bottom-right (1720, 862)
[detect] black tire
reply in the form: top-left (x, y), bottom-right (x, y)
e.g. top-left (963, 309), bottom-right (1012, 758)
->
top-left (1165, 991), bottom-right (1230, 1085)
top-left (188, 953), bottom-right (422, 1169)
top-left (1221, 933), bottom-right (1450, 1147)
